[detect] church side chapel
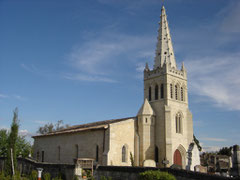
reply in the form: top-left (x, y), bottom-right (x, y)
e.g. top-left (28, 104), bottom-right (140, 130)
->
top-left (33, 5), bottom-right (200, 170)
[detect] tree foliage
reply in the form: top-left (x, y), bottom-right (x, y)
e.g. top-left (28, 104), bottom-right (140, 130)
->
top-left (16, 135), bottom-right (32, 158)
top-left (37, 120), bottom-right (69, 135)
top-left (0, 129), bottom-right (8, 157)
top-left (218, 147), bottom-right (232, 156)
top-left (0, 108), bottom-right (32, 176)
top-left (130, 152), bottom-right (134, 166)
top-left (139, 170), bottom-right (176, 180)
top-left (5, 108), bottom-right (19, 175)
top-left (0, 130), bottom-right (31, 158)
top-left (193, 135), bottom-right (202, 151)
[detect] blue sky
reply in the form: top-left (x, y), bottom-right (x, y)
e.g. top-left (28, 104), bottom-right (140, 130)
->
top-left (0, 0), bottom-right (240, 152)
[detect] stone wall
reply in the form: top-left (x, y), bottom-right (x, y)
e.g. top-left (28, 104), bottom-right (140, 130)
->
top-left (0, 157), bottom-right (75, 180)
top-left (1, 157), bottom-right (239, 180)
top-left (107, 119), bottom-right (135, 166)
top-left (33, 129), bottom-right (105, 165)
top-left (94, 166), bottom-right (240, 180)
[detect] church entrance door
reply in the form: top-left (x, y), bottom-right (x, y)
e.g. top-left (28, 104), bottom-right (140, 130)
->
top-left (173, 149), bottom-right (182, 166)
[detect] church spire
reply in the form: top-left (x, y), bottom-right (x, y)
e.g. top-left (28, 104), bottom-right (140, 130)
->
top-left (154, 6), bottom-right (177, 69)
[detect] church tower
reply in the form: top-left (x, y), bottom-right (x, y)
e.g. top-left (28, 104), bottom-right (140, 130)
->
top-left (137, 6), bottom-right (193, 168)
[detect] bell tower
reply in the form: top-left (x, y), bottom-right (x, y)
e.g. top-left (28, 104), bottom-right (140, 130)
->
top-left (138, 6), bottom-right (194, 168)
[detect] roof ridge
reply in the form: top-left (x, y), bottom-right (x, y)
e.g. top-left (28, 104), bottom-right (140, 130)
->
top-left (33, 116), bottom-right (136, 138)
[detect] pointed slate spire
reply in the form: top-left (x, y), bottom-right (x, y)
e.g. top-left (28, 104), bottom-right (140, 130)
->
top-left (137, 98), bottom-right (155, 116)
top-left (154, 6), bottom-right (177, 69)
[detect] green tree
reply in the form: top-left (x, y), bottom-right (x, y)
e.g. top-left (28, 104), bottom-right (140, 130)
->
top-left (193, 135), bottom-right (202, 151)
top-left (5, 108), bottom-right (19, 176)
top-left (0, 129), bottom-right (8, 157)
top-left (16, 135), bottom-right (32, 158)
top-left (218, 147), bottom-right (232, 156)
top-left (37, 120), bottom-right (69, 135)
top-left (0, 130), bottom-right (32, 158)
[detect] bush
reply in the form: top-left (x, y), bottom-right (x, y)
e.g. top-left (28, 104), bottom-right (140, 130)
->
top-left (0, 171), bottom-right (5, 179)
top-left (29, 170), bottom-right (38, 180)
top-left (43, 172), bottom-right (51, 180)
top-left (100, 176), bottom-right (112, 180)
top-left (52, 173), bottom-right (63, 180)
top-left (139, 170), bottom-right (176, 180)
top-left (72, 175), bottom-right (79, 180)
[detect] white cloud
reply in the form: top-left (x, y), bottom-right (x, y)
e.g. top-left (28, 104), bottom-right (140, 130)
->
top-left (0, 94), bottom-right (8, 98)
top-left (202, 146), bottom-right (221, 152)
top-left (0, 93), bottom-right (25, 101)
top-left (21, 63), bottom-right (55, 79)
top-left (199, 137), bottom-right (227, 142)
top-left (64, 73), bottom-right (117, 83)
top-left (21, 63), bottom-right (38, 74)
top-left (13, 95), bottom-right (26, 101)
top-left (136, 63), bottom-right (145, 73)
top-left (66, 33), bottom-right (154, 82)
top-left (19, 129), bottom-right (33, 137)
top-left (0, 126), bottom-right (9, 131)
top-left (34, 120), bottom-right (49, 125)
top-left (185, 53), bottom-right (240, 111)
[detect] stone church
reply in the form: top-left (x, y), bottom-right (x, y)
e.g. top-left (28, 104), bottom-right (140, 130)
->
top-left (33, 6), bottom-right (200, 170)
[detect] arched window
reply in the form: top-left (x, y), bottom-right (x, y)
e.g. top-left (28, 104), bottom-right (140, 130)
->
top-left (175, 85), bottom-right (178, 100)
top-left (42, 151), bottom-right (45, 162)
top-left (175, 113), bottom-right (182, 133)
top-left (122, 145), bottom-right (127, 162)
top-left (149, 87), bottom-right (152, 101)
top-left (75, 144), bottom-right (79, 159)
top-left (155, 85), bottom-right (159, 100)
top-left (155, 146), bottom-right (159, 163)
top-left (96, 145), bottom-right (99, 162)
top-left (181, 87), bottom-right (184, 101)
top-left (170, 84), bottom-right (173, 99)
top-left (58, 146), bottom-right (61, 161)
top-left (161, 84), bottom-right (164, 99)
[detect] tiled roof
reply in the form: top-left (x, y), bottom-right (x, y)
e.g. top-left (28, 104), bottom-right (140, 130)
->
top-left (33, 116), bottom-right (135, 138)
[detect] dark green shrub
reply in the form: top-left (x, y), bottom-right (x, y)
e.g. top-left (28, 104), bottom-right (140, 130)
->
top-left (72, 175), bottom-right (79, 180)
top-left (100, 176), bottom-right (112, 180)
top-left (139, 170), bottom-right (176, 180)
top-left (0, 171), bottom-right (5, 179)
top-left (14, 171), bottom-right (22, 180)
top-left (43, 172), bottom-right (51, 180)
top-left (52, 177), bottom-right (62, 180)
top-left (52, 173), bottom-right (63, 180)
top-left (86, 170), bottom-right (91, 177)
top-left (29, 170), bottom-right (38, 180)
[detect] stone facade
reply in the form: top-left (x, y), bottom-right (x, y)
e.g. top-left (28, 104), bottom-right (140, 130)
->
top-left (33, 118), bottom-right (135, 166)
top-left (33, 5), bottom-right (199, 170)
